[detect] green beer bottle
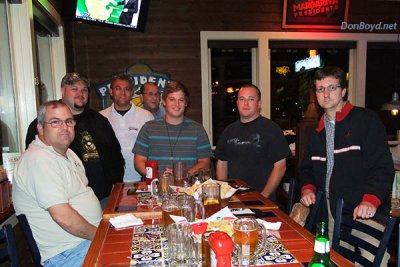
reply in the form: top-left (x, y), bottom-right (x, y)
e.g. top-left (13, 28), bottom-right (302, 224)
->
top-left (309, 222), bottom-right (333, 267)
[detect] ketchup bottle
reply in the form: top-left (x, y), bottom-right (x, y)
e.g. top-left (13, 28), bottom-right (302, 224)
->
top-left (145, 160), bottom-right (158, 185)
top-left (209, 232), bottom-right (234, 267)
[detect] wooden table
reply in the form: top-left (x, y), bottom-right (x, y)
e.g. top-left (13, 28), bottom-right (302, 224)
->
top-left (85, 180), bottom-right (353, 266)
top-left (103, 179), bottom-right (279, 219)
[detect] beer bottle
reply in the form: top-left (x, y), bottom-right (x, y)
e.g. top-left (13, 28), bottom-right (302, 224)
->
top-left (309, 222), bottom-right (333, 267)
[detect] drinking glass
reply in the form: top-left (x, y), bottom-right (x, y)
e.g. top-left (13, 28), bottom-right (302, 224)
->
top-left (162, 198), bottom-right (181, 227)
top-left (150, 171), bottom-right (174, 197)
top-left (232, 218), bottom-right (267, 266)
top-left (202, 183), bottom-right (221, 218)
top-left (166, 223), bottom-right (197, 266)
top-left (173, 161), bottom-right (188, 186)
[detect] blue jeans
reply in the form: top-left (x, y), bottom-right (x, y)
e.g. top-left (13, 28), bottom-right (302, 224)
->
top-left (43, 239), bottom-right (91, 267)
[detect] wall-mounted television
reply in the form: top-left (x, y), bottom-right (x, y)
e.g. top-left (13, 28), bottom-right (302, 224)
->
top-left (64, 0), bottom-right (150, 31)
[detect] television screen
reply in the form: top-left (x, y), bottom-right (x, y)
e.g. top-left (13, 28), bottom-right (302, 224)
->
top-left (295, 55), bottom-right (321, 72)
top-left (71, 0), bottom-right (149, 31)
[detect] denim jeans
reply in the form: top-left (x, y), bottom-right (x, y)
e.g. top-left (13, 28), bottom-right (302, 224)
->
top-left (43, 239), bottom-right (91, 267)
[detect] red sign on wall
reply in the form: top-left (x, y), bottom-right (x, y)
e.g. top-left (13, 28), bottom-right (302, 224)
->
top-left (282, 0), bottom-right (349, 29)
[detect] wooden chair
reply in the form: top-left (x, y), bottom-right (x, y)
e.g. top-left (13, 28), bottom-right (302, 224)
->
top-left (287, 178), bottom-right (323, 232)
top-left (17, 214), bottom-right (43, 267)
top-left (332, 197), bottom-right (396, 267)
top-left (0, 224), bottom-right (20, 267)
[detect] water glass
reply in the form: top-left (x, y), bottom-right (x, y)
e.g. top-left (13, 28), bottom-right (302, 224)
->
top-left (166, 223), bottom-right (197, 266)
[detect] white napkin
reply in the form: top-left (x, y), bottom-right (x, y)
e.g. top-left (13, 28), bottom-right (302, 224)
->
top-left (169, 214), bottom-right (188, 224)
top-left (230, 208), bottom-right (255, 215)
top-left (256, 218), bottom-right (282, 230)
top-left (205, 206), bottom-right (237, 221)
top-left (110, 214), bottom-right (143, 229)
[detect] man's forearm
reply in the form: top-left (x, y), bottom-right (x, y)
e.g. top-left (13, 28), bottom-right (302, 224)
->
top-left (261, 159), bottom-right (286, 198)
top-left (49, 204), bottom-right (97, 240)
top-left (188, 158), bottom-right (210, 176)
top-left (216, 160), bottom-right (228, 181)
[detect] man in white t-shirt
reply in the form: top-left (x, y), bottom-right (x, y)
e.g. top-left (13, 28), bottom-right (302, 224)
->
top-left (13, 101), bottom-right (102, 266)
top-left (100, 74), bottom-right (153, 182)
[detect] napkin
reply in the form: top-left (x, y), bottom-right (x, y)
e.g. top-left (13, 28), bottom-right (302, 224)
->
top-left (230, 208), bottom-right (255, 215)
top-left (110, 214), bottom-right (143, 229)
top-left (205, 206), bottom-right (237, 222)
top-left (256, 218), bottom-right (281, 230)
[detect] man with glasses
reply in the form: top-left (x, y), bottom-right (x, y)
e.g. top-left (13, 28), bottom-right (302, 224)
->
top-left (25, 73), bottom-right (125, 208)
top-left (14, 101), bottom-right (102, 266)
top-left (299, 66), bottom-right (394, 264)
top-left (215, 84), bottom-right (291, 201)
top-left (100, 74), bottom-right (153, 182)
top-left (140, 82), bottom-right (166, 119)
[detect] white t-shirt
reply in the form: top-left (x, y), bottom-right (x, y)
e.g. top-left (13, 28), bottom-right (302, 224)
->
top-left (100, 104), bottom-right (154, 181)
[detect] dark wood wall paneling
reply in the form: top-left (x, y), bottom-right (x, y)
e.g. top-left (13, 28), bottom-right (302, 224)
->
top-left (65, 0), bottom-right (400, 123)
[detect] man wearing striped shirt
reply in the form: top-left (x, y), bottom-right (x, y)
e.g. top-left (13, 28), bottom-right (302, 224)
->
top-left (133, 81), bottom-right (212, 176)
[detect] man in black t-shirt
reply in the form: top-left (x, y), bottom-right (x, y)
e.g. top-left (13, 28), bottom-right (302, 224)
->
top-left (215, 84), bottom-right (291, 201)
top-left (25, 73), bottom-right (124, 207)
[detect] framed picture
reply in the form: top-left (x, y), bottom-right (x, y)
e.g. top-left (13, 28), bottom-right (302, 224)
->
top-left (282, 0), bottom-right (350, 29)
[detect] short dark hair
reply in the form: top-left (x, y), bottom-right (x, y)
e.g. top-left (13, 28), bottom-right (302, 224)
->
top-left (240, 84), bottom-right (261, 99)
top-left (61, 73), bottom-right (90, 88)
top-left (140, 82), bottom-right (158, 94)
top-left (162, 81), bottom-right (190, 106)
top-left (314, 66), bottom-right (347, 89)
top-left (110, 73), bottom-right (133, 90)
top-left (37, 100), bottom-right (68, 125)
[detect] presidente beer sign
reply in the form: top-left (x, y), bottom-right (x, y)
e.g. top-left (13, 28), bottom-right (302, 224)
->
top-left (282, 0), bottom-right (349, 29)
top-left (96, 63), bottom-right (171, 109)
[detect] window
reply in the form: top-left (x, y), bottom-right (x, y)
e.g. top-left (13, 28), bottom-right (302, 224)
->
top-left (0, 1), bottom-right (18, 158)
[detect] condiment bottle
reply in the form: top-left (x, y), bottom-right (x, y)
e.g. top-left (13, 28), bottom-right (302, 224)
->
top-left (209, 232), bottom-right (234, 267)
top-left (145, 160), bottom-right (158, 186)
top-left (309, 222), bottom-right (333, 267)
top-left (192, 222), bottom-right (208, 265)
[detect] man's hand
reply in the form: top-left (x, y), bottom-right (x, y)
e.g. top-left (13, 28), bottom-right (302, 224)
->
top-left (353, 201), bottom-right (376, 220)
top-left (300, 189), bottom-right (316, 207)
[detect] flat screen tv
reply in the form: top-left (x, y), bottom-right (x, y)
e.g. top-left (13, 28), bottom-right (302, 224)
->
top-left (65, 0), bottom-right (149, 31)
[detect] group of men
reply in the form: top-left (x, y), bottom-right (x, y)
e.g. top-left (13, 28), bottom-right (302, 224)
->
top-left (13, 66), bottom-right (394, 266)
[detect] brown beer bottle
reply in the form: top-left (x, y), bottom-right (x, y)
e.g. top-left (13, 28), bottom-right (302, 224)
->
top-left (309, 222), bottom-right (333, 267)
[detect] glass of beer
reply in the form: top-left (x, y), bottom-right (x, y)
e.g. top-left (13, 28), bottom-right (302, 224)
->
top-left (202, 183), bottom-right (221, 218)
top-left (233, 218), bottom-right (267, 266)
top-left (150, 171), bottom-right (174, 197)
top-left (161, 198), bottom-right (181, 227)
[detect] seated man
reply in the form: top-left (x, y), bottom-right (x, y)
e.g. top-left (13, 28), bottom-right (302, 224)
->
top-left (133, 81), bottom-right (212, 176)
top-left (13, 101), bottom-right (102, 266)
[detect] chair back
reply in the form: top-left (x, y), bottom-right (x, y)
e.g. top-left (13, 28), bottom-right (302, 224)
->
top-left (332, 197), bottom-right (396, 267)
top-left (0, 224), bottom-right (20, 267)
top-left (17, 214), bottom-right (42, 267)
top-left (304, 190), bottom-right (323, 232)
top-left (287, 178), bottom-right (322, 233)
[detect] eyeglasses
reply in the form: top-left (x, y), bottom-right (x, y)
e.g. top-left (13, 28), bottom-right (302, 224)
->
top-left (315, 85), bottom-right (341, 94)
top-left (43, 119), bottom-right (76, 128)
top-left (143, 92), bottom-right (160, 97)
